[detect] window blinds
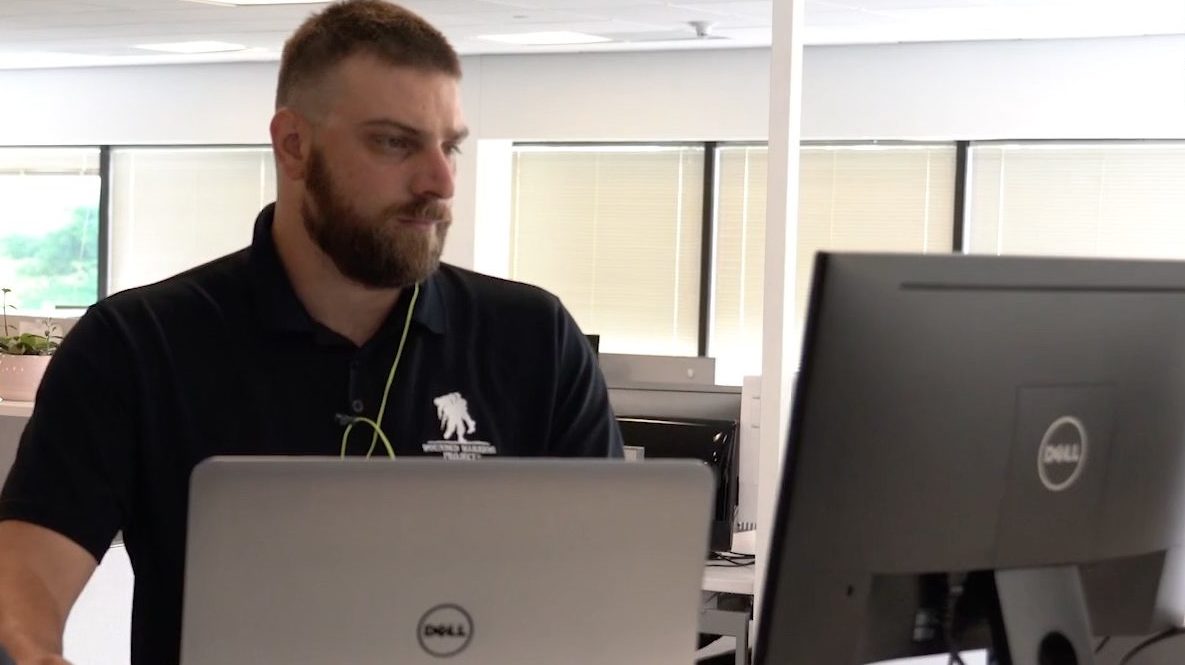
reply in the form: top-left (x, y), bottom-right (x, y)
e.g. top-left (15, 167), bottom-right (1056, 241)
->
top-left (510, 146), bottom-right (704, 357)
top-left (109, 147), bottom-right (276, 294)
top-left (711, 144), bottom-right (957, 384)
top-left (967, 142), bottom-right (1185, 258)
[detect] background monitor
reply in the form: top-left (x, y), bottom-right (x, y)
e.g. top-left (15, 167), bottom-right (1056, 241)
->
top-left (616, 416), bottom-right (739, 553)
top-left (756, 252), bottom-right (1185, 664)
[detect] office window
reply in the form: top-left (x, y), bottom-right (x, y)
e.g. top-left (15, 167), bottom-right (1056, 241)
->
top-left (966, 142), bottom-right (1185, 258)
top-left (710, 144), bottom-right (957, 385)
top-left (0, 148), bottom-right (102, 312)
top-left (510, 145), bottom-right (704, 356)
top-left (109, 147), bottom-right (276, 293)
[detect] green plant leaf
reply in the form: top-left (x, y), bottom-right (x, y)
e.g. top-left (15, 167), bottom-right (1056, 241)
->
top-left (0, 332), bottom-right (56, 356)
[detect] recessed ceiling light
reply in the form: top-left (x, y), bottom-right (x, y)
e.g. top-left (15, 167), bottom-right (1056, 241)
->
top-left (182, 0), bottom-right (329, 5)
top-left (477, 31), bottom-right (611, 46)
top-left (134, 41), bottom-right (248, 54)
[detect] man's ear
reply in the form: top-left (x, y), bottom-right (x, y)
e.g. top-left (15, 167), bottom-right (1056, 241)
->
top-left (270, 108), bottom-right (312, 182)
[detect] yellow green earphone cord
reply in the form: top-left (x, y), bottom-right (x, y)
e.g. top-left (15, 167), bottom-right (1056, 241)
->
top-left (338, 282), bottom-right (421, 460)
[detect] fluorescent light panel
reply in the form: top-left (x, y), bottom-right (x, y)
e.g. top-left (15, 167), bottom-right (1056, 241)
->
top-left (477, 31), bottom-right (611, 46)
top-left (134, 40), bottom-right (247, 54)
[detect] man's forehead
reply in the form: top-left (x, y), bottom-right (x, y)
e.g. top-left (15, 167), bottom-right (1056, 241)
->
top-left (333, 53), bottom-right (459, 93)
top-left (326, 58), bottom-right (463, 124)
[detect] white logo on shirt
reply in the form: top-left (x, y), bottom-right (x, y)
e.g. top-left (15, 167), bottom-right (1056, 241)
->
top-left (424, 392), bottom-right (497, 459)
top-left (434, 392), bottom-right (477, 441)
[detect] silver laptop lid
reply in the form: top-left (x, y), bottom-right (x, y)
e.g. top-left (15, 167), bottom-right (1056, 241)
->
top-left (180, 457), bottom-right (712, 665)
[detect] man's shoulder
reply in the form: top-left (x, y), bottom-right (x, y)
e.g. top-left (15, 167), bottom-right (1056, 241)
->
top-left (434, 264), bottom-right (562, 313)
top-left (94, 248), bottom-right (252, 327)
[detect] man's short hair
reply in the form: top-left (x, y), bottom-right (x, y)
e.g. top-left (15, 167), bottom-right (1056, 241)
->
top-left (276, 0), bottom-right (461, 111)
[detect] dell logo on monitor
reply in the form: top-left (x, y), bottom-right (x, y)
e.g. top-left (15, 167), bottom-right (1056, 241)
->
top-left (1037, 416), bottom-right (1088, 492)
top-left (417, 604), bottom-right (474, 658)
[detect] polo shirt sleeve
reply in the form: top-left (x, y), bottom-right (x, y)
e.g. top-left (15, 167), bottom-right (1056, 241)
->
top-left (549, 303), bottom-right (624, 458)
top-left (0, 305), bottom-right (136, 562)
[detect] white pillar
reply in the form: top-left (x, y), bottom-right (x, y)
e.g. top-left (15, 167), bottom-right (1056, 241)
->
top-left (755, 0), bottom-right (805, 622)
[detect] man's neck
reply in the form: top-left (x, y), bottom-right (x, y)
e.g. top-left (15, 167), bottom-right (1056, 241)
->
top-left (271, 203), bottom-right (401, 347)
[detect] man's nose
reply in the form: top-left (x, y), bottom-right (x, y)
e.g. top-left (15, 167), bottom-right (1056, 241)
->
top-left (412, 146), bottom-right (456, 201)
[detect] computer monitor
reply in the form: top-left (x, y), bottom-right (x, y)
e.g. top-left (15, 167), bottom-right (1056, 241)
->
top-left (755, 252), bottom-right (1185, 665)
top-left (615, 416), bottom-right (739, 553)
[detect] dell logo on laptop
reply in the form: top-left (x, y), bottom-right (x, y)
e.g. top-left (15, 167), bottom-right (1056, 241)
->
top-left (1037, 416), bottom-right (1088, 492)
top-left (417, 604), bottom-right (474, 657)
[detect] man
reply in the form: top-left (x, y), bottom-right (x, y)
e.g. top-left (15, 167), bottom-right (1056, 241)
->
top-left (0, 2), bottom-right (623, 663)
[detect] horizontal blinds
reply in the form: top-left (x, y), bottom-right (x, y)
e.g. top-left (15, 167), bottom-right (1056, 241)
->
top-left (109, 147), bottom-right (276, 293)
top-left (510, 146), bottom-right (704, 356)
top-left (711, 144), bottom-right (957, 384)
top-left (968, 142), bottom-right (1185, 258)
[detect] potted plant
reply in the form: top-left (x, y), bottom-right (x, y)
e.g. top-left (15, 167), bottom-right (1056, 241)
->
top-left (0, 289), bottom-right (62, 402)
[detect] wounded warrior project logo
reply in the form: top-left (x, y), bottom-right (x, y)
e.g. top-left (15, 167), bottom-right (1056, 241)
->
top-left (422, 392), bottom-right (499, 459)
top-left (1037, 415), bottom-right (1087, 492)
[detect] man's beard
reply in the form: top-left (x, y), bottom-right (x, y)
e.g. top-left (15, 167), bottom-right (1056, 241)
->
top-left (301, 147), bottom-right (450, 289)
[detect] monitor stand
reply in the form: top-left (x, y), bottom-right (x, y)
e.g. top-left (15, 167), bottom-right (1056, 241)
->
top-left (991, 566), bottom-right (1096, 665)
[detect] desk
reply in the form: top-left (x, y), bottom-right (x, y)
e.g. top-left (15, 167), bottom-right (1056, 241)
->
top-left (700, 563), bottom-right (756, 665)
top-left (703, 564), bottom-right (756, 595)
top-left (0, 400), bottom-right (33, 418)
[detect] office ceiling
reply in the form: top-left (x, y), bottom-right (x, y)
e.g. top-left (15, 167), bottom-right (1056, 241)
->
top-left (0, 0), bottom-right (1183, 69)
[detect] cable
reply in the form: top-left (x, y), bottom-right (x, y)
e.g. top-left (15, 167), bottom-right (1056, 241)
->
top-left (707, 552), bottom-right (756, 567)
top-left (335, 283), bottom-right (420, 460)
top-left (339, 416), bottom-right (396, 459)
top-left (709, 552), bottom-right (754, 561)
top-left (364, 282), bottom-right (420, 459)
top-left (1095, 636), bottom-right (1111, 654)
top-left (1118, 627), bottom-right (1185, 665)
top-left (945, 572), bottom-right (969, 665)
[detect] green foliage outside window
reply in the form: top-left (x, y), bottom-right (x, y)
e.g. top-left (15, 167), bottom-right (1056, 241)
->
top-left (0, 205), bottom-right (99, 309)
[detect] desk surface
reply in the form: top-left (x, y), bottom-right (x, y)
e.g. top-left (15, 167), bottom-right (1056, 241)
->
top-left (0, 400), bottom-right (33, 418)
top-left (702, 564), bottom-right (756, 595)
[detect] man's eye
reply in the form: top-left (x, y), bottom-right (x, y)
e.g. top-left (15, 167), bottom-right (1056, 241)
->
top-left (446, 144), bottom-right (464, 158)
top-left (377, 136), bottom-right (411, 151)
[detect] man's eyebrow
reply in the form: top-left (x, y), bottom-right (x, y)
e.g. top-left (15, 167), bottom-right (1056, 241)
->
top-left (361, 119), bottom-right (470, 142)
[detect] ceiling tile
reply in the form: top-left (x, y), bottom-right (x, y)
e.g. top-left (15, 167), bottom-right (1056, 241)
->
top-left (669, 2), bottom-right (772, 20)
top-left (0, 0), bottom-right (1179, 67)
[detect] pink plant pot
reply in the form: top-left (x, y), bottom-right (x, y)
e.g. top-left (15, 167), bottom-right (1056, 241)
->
top-left (0, 355), bottom-right (51, 402)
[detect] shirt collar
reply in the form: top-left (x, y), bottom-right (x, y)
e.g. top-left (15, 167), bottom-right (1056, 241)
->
top-left (247, 203), bottom-right (448, 338)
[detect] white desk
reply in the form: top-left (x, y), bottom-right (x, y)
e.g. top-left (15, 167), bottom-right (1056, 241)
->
top-left (700, 562), bottom-right (756, 665)
top-left (0, 400), bottom-right (33, 418)
top-left (703, 564), bottom-right (756, 595)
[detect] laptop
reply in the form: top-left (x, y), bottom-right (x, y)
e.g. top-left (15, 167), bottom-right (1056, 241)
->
top-left (180, 457), bottom-right (713, 665)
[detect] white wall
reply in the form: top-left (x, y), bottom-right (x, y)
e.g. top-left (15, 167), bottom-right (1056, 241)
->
top-left (5, 36), bottom-right (1180, 145)
top-left (1, 35), bottom-right (1182, 267)
top-left (805, 37), bottom-right (1185, 141)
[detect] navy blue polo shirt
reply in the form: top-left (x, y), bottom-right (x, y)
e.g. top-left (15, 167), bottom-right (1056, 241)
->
top-left (0, 204), bottom-right (622, 665)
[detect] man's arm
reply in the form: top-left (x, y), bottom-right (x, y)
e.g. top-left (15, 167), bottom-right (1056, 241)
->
top-left (0, 306), bottom-right (137, 665)
top-left (0, 521), bottom-right (96, 664)
top-left (548, 302), bottom-right (625, 458)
